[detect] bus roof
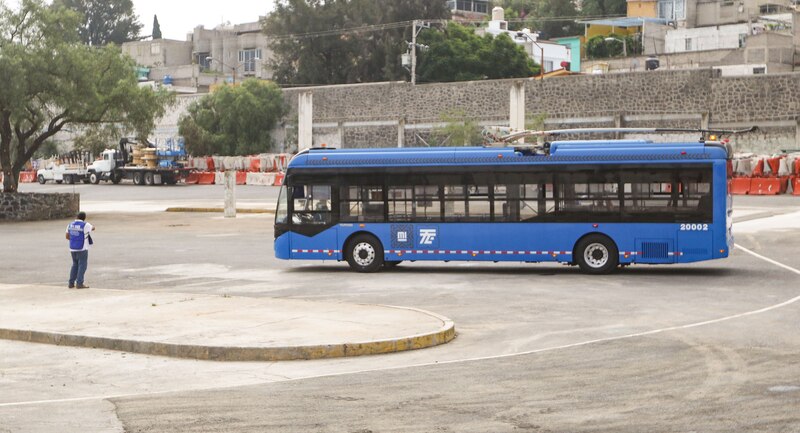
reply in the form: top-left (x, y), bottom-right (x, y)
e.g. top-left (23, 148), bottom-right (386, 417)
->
top-left (288, 141), bottom-right (729, 169)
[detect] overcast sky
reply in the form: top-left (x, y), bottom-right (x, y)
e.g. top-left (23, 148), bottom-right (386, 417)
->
top-left (133, 0), bottom-right (276, 40)
top-left (5, 0), bottom-right (276, 40)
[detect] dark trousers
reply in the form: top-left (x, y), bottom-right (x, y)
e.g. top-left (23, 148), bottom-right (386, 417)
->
top-left (69, 250), bottom-right (89, 286)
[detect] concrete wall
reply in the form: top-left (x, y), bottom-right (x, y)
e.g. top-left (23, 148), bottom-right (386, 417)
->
top-left (0, 193), bottom-right (79, 222)
top-left (154, 69), bottom-right (800, 154)
top-left (121, 39), bottom-right (192, 68)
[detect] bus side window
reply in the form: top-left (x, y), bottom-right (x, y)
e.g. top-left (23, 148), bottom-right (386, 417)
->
top-left (292, 185), bottom-right (331, 225)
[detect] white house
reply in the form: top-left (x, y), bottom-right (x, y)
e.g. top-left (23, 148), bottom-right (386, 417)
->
top-left (482, 7), bottom-right (572, 73)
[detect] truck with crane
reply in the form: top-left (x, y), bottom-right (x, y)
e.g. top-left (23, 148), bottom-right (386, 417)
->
top-left (86, 138), bottom-right (191, 185)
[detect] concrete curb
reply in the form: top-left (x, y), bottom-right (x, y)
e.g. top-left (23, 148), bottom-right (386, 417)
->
top-left (165, 207), bottom-right (274, 214)
top-left (0, 305), bottom-right (456, 362)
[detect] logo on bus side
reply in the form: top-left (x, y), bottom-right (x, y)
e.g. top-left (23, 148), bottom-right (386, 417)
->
top-left (391, 224), bottom-right (414, 249)
top-left (419, 228), bottom-right (437, 245)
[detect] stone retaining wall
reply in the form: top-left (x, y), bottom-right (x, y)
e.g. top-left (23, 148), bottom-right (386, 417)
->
top-left (150, 69), bottom-right (800, 153)
top-left (0, 193), bottom-right (80, 222)
top-left (279, 69), bottom-right (800, 152)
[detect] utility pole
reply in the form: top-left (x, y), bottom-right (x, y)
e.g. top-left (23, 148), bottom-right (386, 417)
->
top-left (410, 20), bottom-right (430, 85)
top-left (411, 20), bottom-right (418, 85)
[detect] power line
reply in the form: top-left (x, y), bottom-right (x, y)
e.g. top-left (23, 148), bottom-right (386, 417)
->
top-left (264, 14), bottom-right (628, 42)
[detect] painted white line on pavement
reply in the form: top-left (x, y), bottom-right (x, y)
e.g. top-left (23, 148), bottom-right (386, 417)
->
top-left (2, 244), bottom-right (799, 408)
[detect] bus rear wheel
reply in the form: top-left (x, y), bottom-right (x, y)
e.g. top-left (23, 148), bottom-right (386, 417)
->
top-left (575, 234), bottom-right (619, 275)
top-left (346, 234), bottom-right (384, 273)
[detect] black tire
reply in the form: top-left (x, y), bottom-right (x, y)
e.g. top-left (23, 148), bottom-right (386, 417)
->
top-left (65, 174), bottom-right (74, 184)
top-left (345, 234), bottom-right (384, 273)
top-left (144, 172), bottom-right (154, 186)
top-left (575, 234), bottom-right (619, 275)
top-left (383, 260), bottom-right (402, 269)
top-left (89, 172), bottom-right (100, 184)
top-left (111, 173), bottom-right (122, 184)
top-left (132, 172), bottom-right (143, 185)
top-left (37, 174), bottom-right (46, 184)
top-left (55, 180), bottom-right (63, 184)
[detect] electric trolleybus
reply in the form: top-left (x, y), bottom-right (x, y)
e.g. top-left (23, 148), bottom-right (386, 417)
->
top-left (274, 127), bottom-right (753, 274)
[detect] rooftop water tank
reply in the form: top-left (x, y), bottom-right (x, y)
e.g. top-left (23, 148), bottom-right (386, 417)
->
top-left (492, 6), bottom-right (504, 21)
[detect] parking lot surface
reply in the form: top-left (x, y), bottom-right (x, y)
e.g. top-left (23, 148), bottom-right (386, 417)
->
top-left (1, 186), bottom-right (798, 432)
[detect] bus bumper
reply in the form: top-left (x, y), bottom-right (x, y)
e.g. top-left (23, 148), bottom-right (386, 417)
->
top-left (274, 233), bottom-right (291, 260)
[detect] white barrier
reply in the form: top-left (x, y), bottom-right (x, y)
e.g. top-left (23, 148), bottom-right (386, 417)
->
top-left (246, 172), bottom-right (276, 186)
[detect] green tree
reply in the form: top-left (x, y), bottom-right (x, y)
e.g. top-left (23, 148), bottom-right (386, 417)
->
top-left (52, 0), bottom-right (142, 46)
top-left (152, 14), bottom-right (162, 39)
top-left (433, 109), bottom-right (483, 146)
top-left (417, 23), bottom-right (537, 83)
top-left (526, 0), bottom-right (581, 39)
top-left (581, 0), bottom-right (627, 17)
top-left (178, 80), bottom-right (288, 156)
top-left (497, 0), bottom-right (582, 38)
top-left (0, 0), bottom-right (173, 193)
top-left (263, 0), bottom-right (450, 85)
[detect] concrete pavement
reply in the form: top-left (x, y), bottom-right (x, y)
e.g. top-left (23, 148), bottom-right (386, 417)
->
top-left (0, 284), bottom-right (455, 361)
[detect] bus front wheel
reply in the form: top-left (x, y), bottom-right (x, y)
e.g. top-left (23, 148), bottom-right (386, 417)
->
top-left (575, 234), bottom-right (618, 275)
top-left (346, 234), bottom-right (384, 273)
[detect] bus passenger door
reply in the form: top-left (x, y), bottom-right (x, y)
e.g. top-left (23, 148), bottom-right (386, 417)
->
top-left (289, 185), bottom-right (339, 259)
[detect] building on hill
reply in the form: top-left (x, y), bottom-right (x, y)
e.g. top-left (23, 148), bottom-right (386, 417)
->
top-left (581, 0), bottom-right (799, 75)
top-left (122, 21), bottom-right (272, 93)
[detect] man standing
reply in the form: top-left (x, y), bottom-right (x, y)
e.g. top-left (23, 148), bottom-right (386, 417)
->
top-left (66, 211), bottom-right (95, 289)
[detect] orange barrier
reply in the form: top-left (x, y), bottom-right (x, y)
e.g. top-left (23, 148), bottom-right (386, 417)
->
top-left (18, 171), bottom-right (36, 183)
top-left (273, 172), bottom-right (285, 186)
top-left (249, 158), bottom-right (261, 172)
top-left (766, 157), bottom-right (782, 175)
top-left (197, 172), bottom-right (215, 185)
top-left (792, 176), bottom-right (800, 195)
top-left (749, 177), bottom-right (787, 195)
top-left (729, 177), bottom-right (751, 195)
top-left (236, 171), bottom-right (247, 185)
top-left (206, 157), bottom-right (216, 172)
top-left (185, 172), bottom-right (199, 184)
top-left (751, 159), bottom-right (764, 177)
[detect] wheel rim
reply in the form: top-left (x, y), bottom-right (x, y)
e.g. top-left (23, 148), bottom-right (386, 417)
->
top-left (352, 242), bottom-right (376, 267)
top-left (584, 243), bottom-right (609, 268)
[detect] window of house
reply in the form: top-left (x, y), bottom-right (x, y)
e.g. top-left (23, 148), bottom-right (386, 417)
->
top-left (753, 67), bottom-right (766, 74)
top-left (658, 0), bottom-right (685, 20)
top-left (238, 48), bottom-right (262, 73)
top-left (150, 43), bottom-right (161, 55)
top-left (685, 38), bottom-right (692, 51)
top-left (544, 60), bottom-right (554, 72)
top-left (738, 34), bottom-right (747, 48)
top-left (196, 52), bottom-right (211, 71)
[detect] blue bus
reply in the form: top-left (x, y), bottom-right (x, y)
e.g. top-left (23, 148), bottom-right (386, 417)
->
top-left (274, 130), bottom-right (739, 274)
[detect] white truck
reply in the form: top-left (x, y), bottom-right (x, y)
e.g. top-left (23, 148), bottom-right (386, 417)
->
top-left (36, 151), bottom-right (93, 184)
top-left (86, 139), bottom-right (191, 185)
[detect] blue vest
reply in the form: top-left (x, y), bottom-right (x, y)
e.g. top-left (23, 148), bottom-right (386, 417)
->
top-left (68, 221), bottom-right (87, 250)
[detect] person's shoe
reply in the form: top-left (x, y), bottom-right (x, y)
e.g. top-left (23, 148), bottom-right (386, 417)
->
top-left (76, 284), bottom-right (89, 289)
top-left (68, 284), bottom-right (75, 289)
